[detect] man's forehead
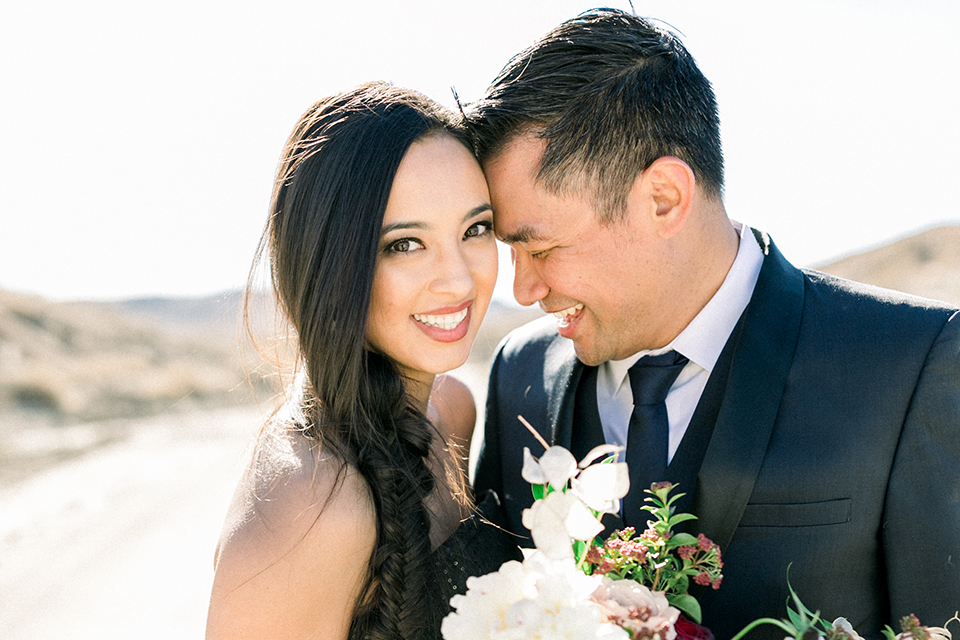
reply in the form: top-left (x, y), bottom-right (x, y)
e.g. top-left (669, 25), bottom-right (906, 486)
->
top-left (484, 133), bottom-right (546, 176)
top-left (484, 134), bottom-right (551, 245)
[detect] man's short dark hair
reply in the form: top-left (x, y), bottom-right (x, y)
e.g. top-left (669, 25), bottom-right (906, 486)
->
top-left (466, 8), bottom-right (724, 221)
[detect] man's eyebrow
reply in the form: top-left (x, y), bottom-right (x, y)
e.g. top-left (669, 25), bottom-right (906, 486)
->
top-left (498, 225), bottom-right (547, 245)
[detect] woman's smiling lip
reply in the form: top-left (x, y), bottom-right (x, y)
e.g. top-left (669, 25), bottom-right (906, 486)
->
top-left (412, 300), bottom-right (473, 343)
top-left (416, 299), bottom-right (472, 317)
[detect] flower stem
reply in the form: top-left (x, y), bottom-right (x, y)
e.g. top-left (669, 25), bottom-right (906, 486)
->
top-left (518, 415), bottom-right (550, 451)
top-left (728, 618), bottom-right (798, 640)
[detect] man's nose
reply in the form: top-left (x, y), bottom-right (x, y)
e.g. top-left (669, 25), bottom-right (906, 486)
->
top-left (511, 247), bottom-right (549, 307)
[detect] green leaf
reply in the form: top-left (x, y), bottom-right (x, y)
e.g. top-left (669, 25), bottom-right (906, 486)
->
top-left (667, 513), bottom-right (699, 527)
top-left (667, 532), bottom-right (698, 547)
top-left (531, 484), bottom-right (545, 501)
top-left (786, 571), bottom-right (825, 632)
top-left (673, 574), bottom-right (689, 593)
top-left (786, 604), bottom-right (805, 630)
top-left (668, 594), bottom-right (702, 624)
top-left (665, 491), bottom-right (687, 507)
top-left (573, 539), bottom-right (586, 561)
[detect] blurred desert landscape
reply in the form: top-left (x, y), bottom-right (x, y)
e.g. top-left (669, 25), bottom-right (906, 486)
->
top-left (1, 224), bottom-right (958, 638)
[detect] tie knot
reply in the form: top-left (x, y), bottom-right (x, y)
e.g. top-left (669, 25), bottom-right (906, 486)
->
top-left (627, 351), bottom-right (689, 406)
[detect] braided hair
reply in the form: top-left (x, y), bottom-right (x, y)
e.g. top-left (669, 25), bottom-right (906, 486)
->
top-left (248, 82), bottom-right (471, 640)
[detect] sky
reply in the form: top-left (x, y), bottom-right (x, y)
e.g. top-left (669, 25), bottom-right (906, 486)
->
top-left (1, 0), bottom-right (958, 303)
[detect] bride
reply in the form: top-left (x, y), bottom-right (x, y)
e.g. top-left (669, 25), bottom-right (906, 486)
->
top-left (206, 82), bottom-right (516, 639)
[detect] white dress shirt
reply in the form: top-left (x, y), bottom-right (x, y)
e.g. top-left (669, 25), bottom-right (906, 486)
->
top-left (596, 222), bottom-right (764, 462)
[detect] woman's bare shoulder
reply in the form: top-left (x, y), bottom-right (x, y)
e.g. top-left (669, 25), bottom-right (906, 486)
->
top-left (207, 423), bottom-right (376, 640)
top-left (429, 374), bottom-right (477, 447)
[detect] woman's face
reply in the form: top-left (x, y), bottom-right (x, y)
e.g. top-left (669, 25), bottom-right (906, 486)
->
top-left (367, 134), bottom-right (498, 386)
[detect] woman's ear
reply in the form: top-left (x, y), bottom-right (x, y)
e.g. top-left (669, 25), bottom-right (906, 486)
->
top-left (632, 156), bottom-right (696, 239)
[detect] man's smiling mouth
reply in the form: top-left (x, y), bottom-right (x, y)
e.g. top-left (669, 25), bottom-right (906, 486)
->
top-left (552, 303), bottom-right (583, 326)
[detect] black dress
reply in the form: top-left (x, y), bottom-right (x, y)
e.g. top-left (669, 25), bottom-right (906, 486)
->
top-left (429, 490), bottom-right (525, 634)
top-left (348, 490), bottom-right (523, 640)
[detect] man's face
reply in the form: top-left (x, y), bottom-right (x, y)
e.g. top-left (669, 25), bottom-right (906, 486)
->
top-left (484, 134), bottom-right (677, 365)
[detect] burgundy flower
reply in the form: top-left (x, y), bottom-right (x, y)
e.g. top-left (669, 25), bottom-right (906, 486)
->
top-left (585, 545), bottom-right (603, 564)
top-left (694, 572), bottom-right (712, 587)
top-left (677, 545), bottom-right (696, 560)
top-left (696, 533), bottom-right (715, 551)
top-left (675, 615), bottom-right (715, 640)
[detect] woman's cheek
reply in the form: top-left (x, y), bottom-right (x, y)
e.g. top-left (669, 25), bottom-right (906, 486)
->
top-left (476, 242), bottom-right (500, 294)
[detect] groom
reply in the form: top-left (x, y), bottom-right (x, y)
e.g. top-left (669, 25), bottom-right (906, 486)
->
top-left (468, 9), bottom-right (960, 640)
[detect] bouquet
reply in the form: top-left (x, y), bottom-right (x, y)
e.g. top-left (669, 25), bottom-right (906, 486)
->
top-left (442, 418), bottom-right (718, 640)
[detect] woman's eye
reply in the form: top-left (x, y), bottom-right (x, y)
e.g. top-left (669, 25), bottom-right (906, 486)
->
top-left (387, 238), bottom-right (424, 253)
top-left (464, 221), bottom-right (493, 239)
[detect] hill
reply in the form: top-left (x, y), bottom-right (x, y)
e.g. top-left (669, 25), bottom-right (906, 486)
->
top-left (814, 224), bottom-right (960, 307)
top-left (0, 287), bottom-right (540, 425)
top-left (0, 289), bottom-right (267, 423)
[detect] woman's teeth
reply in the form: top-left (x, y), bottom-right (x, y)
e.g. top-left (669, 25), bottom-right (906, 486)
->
top-left (414, 308), bottom-right (468, 330)
top-left (553, 303), bottom-right (583, 322)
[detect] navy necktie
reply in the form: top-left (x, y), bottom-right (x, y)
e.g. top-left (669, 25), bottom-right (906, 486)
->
top-left (622, 350), bottom-right (689, 527)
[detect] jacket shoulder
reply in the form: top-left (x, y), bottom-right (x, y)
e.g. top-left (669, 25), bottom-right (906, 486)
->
top-left (800, 268), bottom-right (958, 324)
top-left (495, 315), bottom-right (567, 365)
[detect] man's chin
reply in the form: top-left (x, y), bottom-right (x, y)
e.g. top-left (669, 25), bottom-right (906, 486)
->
top-left (571, 340), bottom-right (606, 368)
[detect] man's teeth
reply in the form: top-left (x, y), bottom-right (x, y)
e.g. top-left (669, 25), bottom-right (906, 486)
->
top-left (414, 308), bottom-right (468, 330)
top-left (553, 303), bottom-right (583, 320)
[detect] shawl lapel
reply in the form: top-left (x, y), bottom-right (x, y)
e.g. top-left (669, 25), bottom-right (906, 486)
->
top-left (691, 230), bottom-right (805, 551)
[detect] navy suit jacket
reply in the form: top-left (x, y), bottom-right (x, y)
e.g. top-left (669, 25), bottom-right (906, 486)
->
top-left (474, 231), bottom-right (960, 640)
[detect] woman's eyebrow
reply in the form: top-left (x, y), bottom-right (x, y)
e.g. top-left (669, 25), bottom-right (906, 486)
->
top-left (380, 220), bottom-right (428, 236)
top-left (381, 204), bottom-right (493, 236)
top-left (462, 204), bottom-right (493, 222)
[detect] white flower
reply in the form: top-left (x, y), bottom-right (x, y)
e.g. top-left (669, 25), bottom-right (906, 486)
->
top-left (442, 551), bottom-right (629, 640)
top-left (520, 444), bottom-right (626, 556)
top-left (522, 446), bottom-right (578, 491)
top-left (591, 578), bottom-right (680, 640)
top-left (522, 491), bottom-right (603, 560)
top-left (571, 461), bottom-right (629, 514)
top-left (830, 618), bottom-right (865, 640)
top-left (578, 444), bottom-right (624, 468)
top-left (922, 628), bottom-right (954, 640)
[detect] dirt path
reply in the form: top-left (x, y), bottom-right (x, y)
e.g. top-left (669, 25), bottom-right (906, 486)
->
top-left (0, 406), bottom-right (262, 639)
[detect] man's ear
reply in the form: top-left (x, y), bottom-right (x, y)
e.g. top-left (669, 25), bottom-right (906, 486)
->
top-left (634, 156), bottom-right (696, 239)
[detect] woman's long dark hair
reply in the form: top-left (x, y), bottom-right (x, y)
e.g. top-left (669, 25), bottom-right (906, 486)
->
top-left (247, 82), bottom-right (472, 640)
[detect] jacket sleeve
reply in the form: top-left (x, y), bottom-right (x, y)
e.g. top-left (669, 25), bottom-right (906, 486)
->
top-left (882, 309), bottom-right (960, 626)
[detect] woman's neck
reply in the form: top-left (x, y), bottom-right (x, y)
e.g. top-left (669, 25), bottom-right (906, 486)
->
top-left (402, 369), bottom-right (436, 412)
